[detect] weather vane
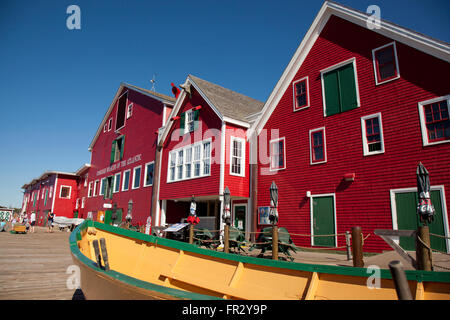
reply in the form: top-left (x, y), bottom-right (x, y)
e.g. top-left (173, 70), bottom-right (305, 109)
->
top-left (150, 73), bottom-right (157, 92)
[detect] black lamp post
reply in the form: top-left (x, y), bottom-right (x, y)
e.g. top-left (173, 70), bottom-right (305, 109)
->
top-left (222, 187), bottom-right (231, 226)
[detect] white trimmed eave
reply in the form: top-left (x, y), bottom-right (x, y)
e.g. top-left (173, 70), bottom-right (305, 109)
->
top-left (252, 1), bottom-right (450, 135)
top-left (158, 77), bottom-right (251, 147)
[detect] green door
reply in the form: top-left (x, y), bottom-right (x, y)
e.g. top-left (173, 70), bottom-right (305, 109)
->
top-left (395, 190), bottom-right (447, 252)
top-left (105, 208), bottom-right (122, 226)
top-left (234, 205), bottom-right (246, 231)
top-left (312, 196), bottom-right (336, 247)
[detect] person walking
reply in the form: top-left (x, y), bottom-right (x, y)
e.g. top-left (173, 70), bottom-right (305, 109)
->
top-left (30, 212), bottom-right (36, 233)
top-left (47, 212), bottom-right (54, 233)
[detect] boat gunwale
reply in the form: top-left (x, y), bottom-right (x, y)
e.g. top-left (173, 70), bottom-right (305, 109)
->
top-left (69, 221), bottom-right (222, 300)
top-left (70, 220), bottom-right (450, 288)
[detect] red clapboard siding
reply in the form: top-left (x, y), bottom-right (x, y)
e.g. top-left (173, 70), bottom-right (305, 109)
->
top-left (258, 15), bottom-right (450, 252)
top-left (159, 88), bottom-right (222, 200)
top-left (85, 87), bottom-right (166, 225)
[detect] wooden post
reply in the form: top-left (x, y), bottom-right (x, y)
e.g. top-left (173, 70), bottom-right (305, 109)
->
top-left (224, 224), bottom-right (230, 253)
top-left (351, 226), bottom-right (364, 267)
top-left (389, 260), bottom-right (413, 300)
top-left (345, 231), bottom-right (352, 261)
top-left (189, 224), bottom-right (194, 244)
top-left (416, 225), bottom-right (433, 271)
top-left (272, 225), bottom-right (278, 260)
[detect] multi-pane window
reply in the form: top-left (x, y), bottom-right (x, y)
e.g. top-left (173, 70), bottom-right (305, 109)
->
top-left (168, 139), bottom-right (212, 182)
top-left (122, 170), bottom-right (130, 191)
top-left (419, 97), bottom-right (450, 146)
top-left (203, 141), bottom-right (211, 175)
top-left (60, 186), bottom-right (71, 199)
top-left (310, 128), bottom-right (326, 164)
top-left (186, 110), bottom-right (195, 133)
top-left (169, 152), bottom-right (176, 181)
top-left (111, 136), bottom-right (125, 164)
top-left (88, 182), bottom-right (93, 197)
top-left (185, 148), bottom-right (192, 179)
top-left (293, 77), bottom-right (309, 111)
top-left (113, 173), bottom-right (121, 193)
top-left (127, 103), bottom-right (133, 119)
top-left (270, 137), bottom-right (286, 170)
top-left (230, 137), bottom-right (245, 176)
top-left (361, 113), bottom-right (385, 156)
top-left (93, 180), bottom-right (99, 197)
top-left (132, 166), bottom-right (141, 189)
top-left (321, 59), bottom-right (359, 116)
top-left (99, 178), bottom-right (106, 196)
top-left (372, 42), bottom-right (400, 84)
top-left (144, 162), bottom-right (154, 187)
top-left (194, 145), bottom-right (201, 177)
top-left (180, 108), bottom-right (199, 135)
top-left (81, 197), bottom-right (85, 209)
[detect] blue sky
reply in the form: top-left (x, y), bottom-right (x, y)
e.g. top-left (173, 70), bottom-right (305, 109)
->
top-left (0, 0), bottom-right (449, 208)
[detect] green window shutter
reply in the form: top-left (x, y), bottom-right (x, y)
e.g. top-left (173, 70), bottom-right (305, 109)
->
top-left (110, 140), bottom-right (116, 164)
top-left (120, 136), bottom-right (125, 160)
top-left (179, 112), bottom-right (185, 136)
top-left (193, 109), bottom-right (200, 131)
top-left (44, 189), bottom-right (48, 206)
top-left (323, 71), bottom-right (340, 116)
top-left (338, 63), bottom-right (358, 112)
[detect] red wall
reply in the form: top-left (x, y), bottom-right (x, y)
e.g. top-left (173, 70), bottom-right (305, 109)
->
top-left (85, 87), bottom-right (166, 225)
top-left (159, 88), bottom-right (222, 200)
top-left (53, 175), bottom-right (78, 219)
top-left (258, 15), bottom-right (450, 252)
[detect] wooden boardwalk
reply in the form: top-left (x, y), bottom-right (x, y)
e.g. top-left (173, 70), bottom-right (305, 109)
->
top-left (0, 226), bottom-right (83, 300)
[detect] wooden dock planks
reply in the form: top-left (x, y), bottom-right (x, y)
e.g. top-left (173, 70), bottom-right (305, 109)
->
top-left (0, 227), bottom-right (80, 300)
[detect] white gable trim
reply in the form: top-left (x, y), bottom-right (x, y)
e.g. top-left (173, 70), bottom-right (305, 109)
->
top-left (252, 1), bottom-right (450, 135)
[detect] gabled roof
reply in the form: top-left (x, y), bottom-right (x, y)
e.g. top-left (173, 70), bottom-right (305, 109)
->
top-left (21, 171), bottom-right (78, 189)
top-left (159, 74), bottom-right (264, 146)
top-left (88, 83), bottom-right (176, 151)
top-left (188, 75), bottom-right (264, 122)
top-left (252, 0), bottom-right (450, 135)
top-left (75, 163), bottom-right (91, 176)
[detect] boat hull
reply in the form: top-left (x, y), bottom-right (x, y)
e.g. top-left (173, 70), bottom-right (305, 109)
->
top-left (69, 220), bottom-right (450, 300)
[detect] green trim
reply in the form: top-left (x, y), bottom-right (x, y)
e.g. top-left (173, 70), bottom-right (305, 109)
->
top-left (69, 221), bottom-right (221, 300)
top-left (70, 220), bottom-right (450, 299)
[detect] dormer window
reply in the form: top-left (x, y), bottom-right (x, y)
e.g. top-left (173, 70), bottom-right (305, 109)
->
top-left (372, 42), bottom-right (400, 85)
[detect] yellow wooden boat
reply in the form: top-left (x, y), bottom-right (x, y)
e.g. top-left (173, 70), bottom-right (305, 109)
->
top-left (70, 220), bottom-right (450, 300)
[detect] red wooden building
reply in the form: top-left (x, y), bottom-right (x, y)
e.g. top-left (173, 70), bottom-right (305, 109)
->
top-left (83, 83), bottom-right (175, 225)
top-left (154, 75), bottom-right (264, 234)
top-left (252, 2), bottom-right (450, 253)
top-left (21, 171), bottom-right (79, 226)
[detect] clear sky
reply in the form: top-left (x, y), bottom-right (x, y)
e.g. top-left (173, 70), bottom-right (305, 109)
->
top-left (0, 0), bottom-right (449, 208)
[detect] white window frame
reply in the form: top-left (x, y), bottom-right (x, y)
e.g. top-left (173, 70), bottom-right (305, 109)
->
top-left (113, 172), bottom-right (121, 193)
top-left (103, 123), bottom-right (107, 132)
top-left (418, 95), bottom-right (450, 147)
top-left (122, 170), bottom-right (131, 191)
top-left (229, 136), bottom-right (246, 177)
top-left (292, 76), bottom-right (310, 112)
top-left (185, 109), bottom-right (195, 133)
top-left (115, 91), bottom-right (128, 131)
top-left (167, 138), bottom-right (212, 183)
top-left (320, 57), bottom-right (361, 117)
top-left (132, 165), bottom-right (142, 190)
top-left (127, 103), bottom-right (133, 119)
top-left (81, 197), bottom-right (85, 209)
top-left (372, 41), bottom-right (400, 86)
top-left (108, 118), bottom-right (113, 131)
top-left (99, 178), bottom-right (106, 196)
top-left (59, 185), bottom-right (72, 199)
top-left (75, 198), bottom-right (79, 210)
top-left (309, 127), bottom-right (327, 165)
top-left (88, 181), bottom-right (93, 198)
top-left (93, 180), bottom-right (99, 197)
top-left (269, 137), bottom-right (286, 171)
top-left (143, 161), bottom-right (155, 187)
top-left (361, 112), bottom-right (385, 156)
top-left (49, 186), bottom-right (53, 198)
top-left (185, 147), bottom-right (193, 179)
